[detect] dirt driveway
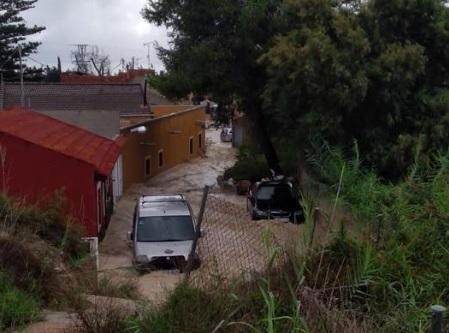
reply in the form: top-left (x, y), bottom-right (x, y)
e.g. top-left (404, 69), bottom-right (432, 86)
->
top-left (100, 128), bottom-right (238, 303)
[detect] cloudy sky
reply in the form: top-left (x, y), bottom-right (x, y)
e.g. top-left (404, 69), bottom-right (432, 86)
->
top-left (22, 0), bottom-right (169, 72)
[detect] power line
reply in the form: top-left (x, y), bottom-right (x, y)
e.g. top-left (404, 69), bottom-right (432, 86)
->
top-left (26, 55), bottom-right (47, 67)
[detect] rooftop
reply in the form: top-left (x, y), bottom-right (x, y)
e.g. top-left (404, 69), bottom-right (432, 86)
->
top-left (0, 82), bottom-right (148, 115)
top-left (0, 108), bottom-right (121, 176)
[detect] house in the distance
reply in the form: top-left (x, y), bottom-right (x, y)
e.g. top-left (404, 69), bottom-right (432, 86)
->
top-left (60, 69), bottom-right (174, 105)
top-left (0, 109), bottom-right (122, 238)
top-left (0, 82), bottom-right (149, 139)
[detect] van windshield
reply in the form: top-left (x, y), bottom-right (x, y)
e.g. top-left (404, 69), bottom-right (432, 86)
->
top-left (137, 216), bottom-right (195, 242)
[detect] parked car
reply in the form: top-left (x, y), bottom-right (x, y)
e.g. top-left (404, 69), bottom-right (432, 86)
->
top-left (247, 179), bottom-right (304, 223)
top-left (128, 194), bottom-right (200, 272)
top-left (220, 127), bottom-right (233, 142)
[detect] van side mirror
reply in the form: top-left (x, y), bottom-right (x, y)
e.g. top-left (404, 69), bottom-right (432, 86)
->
top-left (127, 231), bottom-right (134, 241)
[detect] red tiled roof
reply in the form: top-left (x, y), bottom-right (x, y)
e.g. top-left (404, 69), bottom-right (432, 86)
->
top-left (0, 108), bottom-right (120, 176)
top-left (60, 69), bottom-right (155, 84)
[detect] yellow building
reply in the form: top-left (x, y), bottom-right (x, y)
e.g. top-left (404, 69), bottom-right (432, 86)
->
top-left (120, 105), bottom-right (206, 190)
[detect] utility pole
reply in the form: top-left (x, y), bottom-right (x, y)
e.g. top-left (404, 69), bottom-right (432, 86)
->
top-left (144, 41), bottom-right (157, 69)
top-left (144, 42), bottom-right (151, 69)
top-left (18, 44), bottom-right (25, 107)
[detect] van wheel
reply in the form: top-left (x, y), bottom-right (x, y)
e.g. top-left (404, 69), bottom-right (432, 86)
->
top-left (173, 257), bottom-right (187, 273)
top-left (133, 260), bottom-right (149, 274)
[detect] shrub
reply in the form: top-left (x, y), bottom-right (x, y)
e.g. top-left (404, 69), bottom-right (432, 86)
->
top-left (0, 191), bottom-right (87, 260)
top-left (0, 274), bottom-right (40, 331)
top-left (128, 282), bottom-right (234, 333)
top-left (92, 276), bottom-right (140, 300)
top-left (225, 145), bottom-right (270, 181)
top-left (0, 234), bottom-right (60, 303)
top-left (70, 296), bottom-right (129, 333)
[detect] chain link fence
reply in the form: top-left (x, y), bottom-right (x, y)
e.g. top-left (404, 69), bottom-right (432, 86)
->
top-left (187, 192), bottom-right (303, 288)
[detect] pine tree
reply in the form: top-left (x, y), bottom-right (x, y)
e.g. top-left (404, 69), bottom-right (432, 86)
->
top-left (0, 0), bottom-right (45, 80)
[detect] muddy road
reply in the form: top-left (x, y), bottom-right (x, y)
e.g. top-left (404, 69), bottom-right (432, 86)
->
top-left (99, 128), bottom-right (237, 302)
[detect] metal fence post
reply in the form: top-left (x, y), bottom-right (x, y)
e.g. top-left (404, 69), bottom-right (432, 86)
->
top-left (185, 185), bottom-right (210, 276)
top-left (431, 305), bottom-right (446, 333)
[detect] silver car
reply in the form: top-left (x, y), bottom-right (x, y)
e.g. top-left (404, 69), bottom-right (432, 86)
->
top-left (128, 195), bottom-right (200, 272)
top-left (220, 127), bottom-right (233, 142)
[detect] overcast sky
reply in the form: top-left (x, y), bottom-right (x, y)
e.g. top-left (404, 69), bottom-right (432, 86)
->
top-left (21, 0), bottom-right (169, 73)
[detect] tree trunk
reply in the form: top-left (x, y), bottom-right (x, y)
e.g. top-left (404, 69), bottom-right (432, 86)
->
top-left (246, 104), bottom-right (283, 176)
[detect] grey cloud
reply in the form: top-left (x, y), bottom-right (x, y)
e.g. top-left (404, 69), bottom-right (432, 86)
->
top-left (22, 0), bottom-right (169, 72)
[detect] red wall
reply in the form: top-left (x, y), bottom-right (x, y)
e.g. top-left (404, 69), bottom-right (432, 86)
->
top-left (0, 133), bottom-right (98, 237)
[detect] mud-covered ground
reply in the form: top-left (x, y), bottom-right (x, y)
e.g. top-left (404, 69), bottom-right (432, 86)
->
top-left (99, 128), bottom-right (239, 303)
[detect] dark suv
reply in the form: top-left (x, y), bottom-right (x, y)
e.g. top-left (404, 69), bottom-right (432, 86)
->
top-left (247, 179), bottom-right (304, 223)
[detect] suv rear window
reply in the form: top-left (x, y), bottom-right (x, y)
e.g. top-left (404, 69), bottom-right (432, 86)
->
top-left (256, 184), bottom-right (298, 211)
top-left (137, 216), bottom-right (195, 242)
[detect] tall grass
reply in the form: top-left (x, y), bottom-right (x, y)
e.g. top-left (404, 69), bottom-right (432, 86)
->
top-left (0, 191), bottom-right (87, 259)
top-left (0, 274), bottom-right (40, 331)
top-left (128, 143), bottom-right (449, 332)
top-left (306, 143), bottom-right (449, 331)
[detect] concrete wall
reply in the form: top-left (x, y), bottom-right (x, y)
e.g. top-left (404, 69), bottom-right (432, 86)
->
top-left (36, 109), bottom-right (121, 139)
top-left (232, 114), bottom-right (254, 147)
top-left (121, 106), bottom-right (206, 190)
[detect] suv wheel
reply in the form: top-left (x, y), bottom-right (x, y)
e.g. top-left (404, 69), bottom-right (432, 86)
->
top-left (251, 210), bottom-right (259, 221)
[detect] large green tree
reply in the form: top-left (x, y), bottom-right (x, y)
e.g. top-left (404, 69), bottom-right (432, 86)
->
top-left (143, 0), bottom-right (285, 174)
top-left (263, 0), bottom-right (449, 178)
top-left (145, 0), bottom-right (449, 179)
top-left (0, 0), bottom-right (45, 80)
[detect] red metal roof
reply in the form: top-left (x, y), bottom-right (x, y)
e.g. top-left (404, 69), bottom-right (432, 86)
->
top-left (0, 108), bottom-right (120, 176)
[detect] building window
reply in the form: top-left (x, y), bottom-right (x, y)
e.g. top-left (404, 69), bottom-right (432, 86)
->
top-left (158, 150), bottom-right (164, 167)
top-left (144, 156), bottom-right (151, 177)
top-left (189, 136), bottom-right (194, 155)
top-left (198, 133), bottom-right (202, 149)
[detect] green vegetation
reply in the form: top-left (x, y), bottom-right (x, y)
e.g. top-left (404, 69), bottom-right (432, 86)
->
top-left (0, 0), bottom-right (46, 80)
top-left (124, 145), bottom-right (449, 332)
top-left (305, 145), bottom-right (449, 331)
top-left (0, 274), bottom-right (40, 331)
top-left (225, 144), bottom-right (301, 181)
top-left (0, 192), bottom-right (89, 330)
top-left (145, 0), bottom-right (449, 180)
top-left (225, 145), bottom-right (271, 181)
top-left (0, 191), bottom-right (87, 260)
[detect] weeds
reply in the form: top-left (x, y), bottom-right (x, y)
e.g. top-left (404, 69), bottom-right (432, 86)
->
top-left (70, 295), bottom-right (130, 333)
top-left (0, 273), bottom-right (40, 331)
top-left (94, 275), bottom-right (140, 300)
top-left (0, 191), bottom-right (87, 259)
top-left (0, 233), bottom-right (60, 302)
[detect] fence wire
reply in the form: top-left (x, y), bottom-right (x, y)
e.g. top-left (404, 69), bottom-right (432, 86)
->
top-left (188, 193), bottom-right (302, 288)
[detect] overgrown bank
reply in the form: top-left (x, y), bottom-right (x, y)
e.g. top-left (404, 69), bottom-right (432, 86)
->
top-left (124, 147), bottom-right (449, 333)
top-left (0, 193), bottom-right (87, 331)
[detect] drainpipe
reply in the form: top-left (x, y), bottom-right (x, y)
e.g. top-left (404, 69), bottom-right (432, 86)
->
top-left (143, 77), bottom-right (148, 106)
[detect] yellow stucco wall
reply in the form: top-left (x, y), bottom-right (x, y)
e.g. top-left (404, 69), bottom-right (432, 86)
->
top-left (121, 106), bottom-right (206, 190)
